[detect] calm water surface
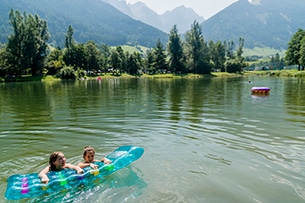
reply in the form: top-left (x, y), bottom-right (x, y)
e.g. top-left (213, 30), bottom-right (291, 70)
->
top-left (0, 76), bottom-right (305, 202)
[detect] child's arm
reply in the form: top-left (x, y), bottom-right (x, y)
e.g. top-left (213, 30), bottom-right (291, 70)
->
top-left (38, 166), bottom-right (50, 184)
top-left (65, 163), bottom-right (84, 174)
top-left (101, 157), bottom-right (112, 164)
top-left (78, 162), bottom-right (98, 169)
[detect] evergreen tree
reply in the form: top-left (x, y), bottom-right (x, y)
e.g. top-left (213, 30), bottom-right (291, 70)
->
top-left (198, 38), bottom-right (212, 74)
top-left (126, 52), bottom-right (141, 75)
top-left (167, 25), bottom-right (185, 74)
top-left (185, 21), bottom-right (203, 73)
top-left (145, 49), bottom-right (154, 74)
top-left (152, 39), bottom-right (167, 73)
top-left (116, 46), bottom-right (125, 73)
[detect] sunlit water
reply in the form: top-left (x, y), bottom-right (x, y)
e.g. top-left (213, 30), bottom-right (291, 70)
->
top-left (0, 76), bottom-right (305, 203)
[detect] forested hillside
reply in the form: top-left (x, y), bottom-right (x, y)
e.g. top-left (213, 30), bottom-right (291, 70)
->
top-left (201, 0), bottom-right (305, 49)
top-left (0, 0), bottom-right (168, 47)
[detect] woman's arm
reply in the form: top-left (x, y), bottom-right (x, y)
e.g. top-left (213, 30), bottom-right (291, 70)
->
top-left (65, 163), bottom-right (84, 173)
top-left (38, 166), bottom-right (50, 184)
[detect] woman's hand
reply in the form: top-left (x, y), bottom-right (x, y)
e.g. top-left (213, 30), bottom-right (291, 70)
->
top-left (41, 176), bottom-right (49, 184)
top-left (76, 166), bottom-right (84, 174)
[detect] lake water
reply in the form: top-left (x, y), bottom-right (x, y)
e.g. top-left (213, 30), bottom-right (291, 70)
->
top-left (0, 76), bottom-right (305, 203)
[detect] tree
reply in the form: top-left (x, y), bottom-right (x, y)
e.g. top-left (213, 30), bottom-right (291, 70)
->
top-left (185, 21), bottom-right (211, 74)
top-left (5, 9), bottom-right (49, 76)
top-left (145, 49), bottom-right (154, 74)
top-left (65, 25), bottom-right (75, 50)
top-left (0, 47), bottom-right (10, 76)
top-left (126, 52), bottom-right (141, 75)
top-left (225, 40), bottom-right (235, 60)
top-left (99, 44), bottom-right (111, 72)
top-left (152, 39), bottom-right (167, 73)
top-left (198, 38), bottom-right (212, 74)
top-left (46, 48), bottom-right (64, 75)
top-left (116, 46), bottom-right (126, 73)
top-left (185, 21), bottom-right (203, 73)
top-left (110, 48), bottom-right (121, 75)
top-left (225, 38), bottom-right (246, 73)
top-left (63, 26), bottom-right (87, 70)
top-left (209, 40), bottom-right (226, 72)
top-left (285, 28), bottom-right (305, 71)
top-left (85, 41), bottom-right (100, 71)
top-left (167, 25), bottom-right (185, 73)
top-left (298, 36), bottom-right (305, 69)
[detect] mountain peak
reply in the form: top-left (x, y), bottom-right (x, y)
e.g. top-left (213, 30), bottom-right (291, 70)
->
top-left (107, 0), bottom-right (204, 32)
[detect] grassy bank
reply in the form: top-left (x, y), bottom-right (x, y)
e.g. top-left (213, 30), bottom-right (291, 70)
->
top-left (2, 70), bottom-right (305, 82)
top-left (243, 70), bottom-right (305, 77)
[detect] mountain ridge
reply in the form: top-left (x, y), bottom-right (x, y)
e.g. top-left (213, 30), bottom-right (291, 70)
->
top-left (201, 0), bottom-right (305, 49)
top-left (0, 0), bottom-right (168, 47)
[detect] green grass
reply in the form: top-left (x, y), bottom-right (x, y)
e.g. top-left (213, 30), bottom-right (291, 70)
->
top-left (243, 47), bottom-right (286, 57)
top-left (116, 45), bottom-right (285, 58)
top-left (112, 45), bottom-right (150, 55)
top-left (243, 70), bottom-right (305, 77)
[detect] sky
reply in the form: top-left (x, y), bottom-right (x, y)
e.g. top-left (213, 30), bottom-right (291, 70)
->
top-left (125, 0), bottom-right (239, 19)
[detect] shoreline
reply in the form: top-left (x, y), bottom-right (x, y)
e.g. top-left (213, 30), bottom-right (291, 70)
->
top-left (1, 70), bottom-right (305, 82)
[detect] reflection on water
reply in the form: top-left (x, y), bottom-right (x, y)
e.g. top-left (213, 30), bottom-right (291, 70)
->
top-left (0, 77), bottom-right (305, 202)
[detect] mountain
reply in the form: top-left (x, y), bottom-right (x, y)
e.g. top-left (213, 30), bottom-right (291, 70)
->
top-left (0, 0), bottom-right (168, 47)
top-left (201, 0), bottom-right (305, 49)
top-left (105, 0), bottom-right (205, 33)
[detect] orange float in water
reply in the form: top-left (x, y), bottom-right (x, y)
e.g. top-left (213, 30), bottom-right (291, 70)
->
top-left (251, 87), bottom-right (270, 94)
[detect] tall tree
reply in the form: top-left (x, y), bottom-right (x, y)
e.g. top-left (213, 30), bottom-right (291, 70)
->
top-left (25, 14), bottom-right (49, 76)
top-left (185, 21), bottom-right (203, 74)
top-left (63, 25), bottom-right (87, 70)
top-left (167, 25), bottom-right (185, 74)
top-left (152, 39), bottom-right (167, 73)
top-left (145, 49), bottom-right (154, 74)
top-left (116, 46), bottom-right (125, 73)
top-left (285, 28), bottom-right (305, 71)
top-left (85, 41), bottom-right (100, 71)
top-left (225, 40), bottom-right (235, 60)
top-left (65, 25), bottom-right (75, 50)
top-left (99, 44), bottom-right (111, 72)
top-left (209, 40), bottom-right (226, 72)
top-left (6, 9), bottom-right (49, 76)
top-left (126, 52), bottom-right (141, 75)
top-left (298, 36), bottom-right (305, 69)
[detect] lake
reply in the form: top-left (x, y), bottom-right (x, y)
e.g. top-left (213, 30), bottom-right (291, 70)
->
top-left (0, 76), bottom-right (305, 202)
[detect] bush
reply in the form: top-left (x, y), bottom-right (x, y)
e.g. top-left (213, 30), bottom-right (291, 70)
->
top-left (57, 66), bottom-right (76, 79)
